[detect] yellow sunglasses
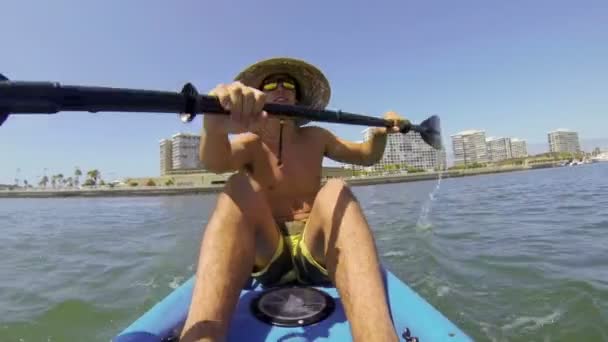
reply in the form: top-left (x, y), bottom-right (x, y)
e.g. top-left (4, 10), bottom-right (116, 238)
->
top-left (262, 80), bottom-right (296, 92)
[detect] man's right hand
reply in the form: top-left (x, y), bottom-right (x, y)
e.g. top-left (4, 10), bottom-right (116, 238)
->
top-left (204, 81), bottom-right (268, 134)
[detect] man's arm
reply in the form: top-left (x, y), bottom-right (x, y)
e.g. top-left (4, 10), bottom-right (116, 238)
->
top-left (319, 111), bottom-right (408, 166)
top-left (199, 127), bottom-right (258, 173)
top-left (198, 81), bottom-right (268, 174)
top-left (317, 127), bottom-right (388, 166)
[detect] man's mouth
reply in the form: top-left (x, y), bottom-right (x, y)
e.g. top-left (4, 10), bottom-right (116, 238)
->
top-left (273, 97), bottom-right (288, 103)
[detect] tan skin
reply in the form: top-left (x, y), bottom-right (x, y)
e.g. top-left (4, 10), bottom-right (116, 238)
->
top-left (182, 74), bottom-right (408, 342)
top-left (201, 74), bottom-right (407, 221)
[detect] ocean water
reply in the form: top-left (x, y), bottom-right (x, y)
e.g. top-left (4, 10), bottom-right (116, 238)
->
top-left (1, 163), bottom-right (607, 341)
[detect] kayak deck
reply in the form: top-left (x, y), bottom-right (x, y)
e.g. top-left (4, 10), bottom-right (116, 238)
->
top-left (113, 268), bottom-right (473, 341)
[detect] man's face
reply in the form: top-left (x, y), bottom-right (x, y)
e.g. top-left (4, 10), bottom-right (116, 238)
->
top-left (260, 74), bottom-right (298, 105)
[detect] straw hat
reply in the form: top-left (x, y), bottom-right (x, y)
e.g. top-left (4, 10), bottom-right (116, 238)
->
top-left (234, 57), bottom-right (331, 125)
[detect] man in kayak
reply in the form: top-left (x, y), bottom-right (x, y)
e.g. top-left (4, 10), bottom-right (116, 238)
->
top-left (181, 57), bottom-right (407, 342)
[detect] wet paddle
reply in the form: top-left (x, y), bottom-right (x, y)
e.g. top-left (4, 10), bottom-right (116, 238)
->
top-left (0, 74), bottom-right (442, 149)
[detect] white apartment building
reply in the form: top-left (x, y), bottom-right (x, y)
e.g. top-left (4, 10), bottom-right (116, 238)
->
top-left (486, 137), bottom-right (512, 162)
top-left (451, 130), bottom-right (488, 165)
top-left (510, 138), bottom-right (528, 158)
top-left (548, 129), bottom-right (581, 153)
top-left (160, 139), bottom-right (173, 176)
top-left (361, 128), bottom-right (447, 172)
top-left (170, 133), bottom-right (202, 170)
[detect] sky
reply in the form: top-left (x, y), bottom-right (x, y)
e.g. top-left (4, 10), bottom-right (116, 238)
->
top-left (1, 0), bottom-right (607, 184)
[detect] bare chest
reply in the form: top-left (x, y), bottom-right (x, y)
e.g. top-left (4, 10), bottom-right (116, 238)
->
top-left (262, 140), bottom-right (324, 193)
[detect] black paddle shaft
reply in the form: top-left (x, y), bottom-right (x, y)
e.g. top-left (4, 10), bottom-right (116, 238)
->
top-left (0, 76), bottom-right (442, 149)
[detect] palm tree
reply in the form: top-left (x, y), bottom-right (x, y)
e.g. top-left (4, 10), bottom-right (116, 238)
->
top-left (74, 167), bottom-right (82, 187)
top-left (23, 180), bottom-right (29, 188)
top-left (87, 169), bottom-right (100, 185)
top-left (66, 177), bottom-right (73, 188)
top-left (57, 174), bottom-right (64, 188)
top-left (39, 176), bottom-right (49, 188)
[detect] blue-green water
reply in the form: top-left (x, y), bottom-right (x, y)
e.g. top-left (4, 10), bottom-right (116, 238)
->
top-left (1, 164), bottom-right (607, 341)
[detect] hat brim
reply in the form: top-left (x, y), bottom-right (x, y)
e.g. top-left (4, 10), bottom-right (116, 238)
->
top-left (234, 57), bottom-right (331, 125)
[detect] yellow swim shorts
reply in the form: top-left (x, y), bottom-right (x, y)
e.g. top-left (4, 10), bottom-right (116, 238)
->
top-left (251, 219), bottom-right (331, 287)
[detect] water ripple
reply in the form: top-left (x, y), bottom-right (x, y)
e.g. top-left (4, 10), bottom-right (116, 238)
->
top-left (0, 164), bottom-right (607, 341)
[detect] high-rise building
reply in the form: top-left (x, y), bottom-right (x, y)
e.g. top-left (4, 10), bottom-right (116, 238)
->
top-left (171, 133), bottom-right (202, 170)
top-left (510, 138), bottom-right (528, 158)
top-left (451, 130), bottom-right (488, 165)
top-left (486, 137), bottom-right (512, 162)
top-left (160, 139), bottom-right (173, 175)
top-left (361, 128), bottom-right (447, 172)
top-left (548, 129), bottom-right (580, 153)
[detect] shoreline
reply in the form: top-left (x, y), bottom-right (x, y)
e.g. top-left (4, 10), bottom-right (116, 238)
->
top-left (0, 163), bottom-right (562, 199)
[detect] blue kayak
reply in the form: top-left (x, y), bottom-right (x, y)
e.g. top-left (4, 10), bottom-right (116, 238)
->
top-left (113, 267), bottom-right (473, 342)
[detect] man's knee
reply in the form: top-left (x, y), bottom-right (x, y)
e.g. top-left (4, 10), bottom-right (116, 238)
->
top-left (319, 178), bottom-right (355, 201)
top-left (315, 179), bottom-right (359, 218)
top-left (217, 173), bottom-right (265, 214)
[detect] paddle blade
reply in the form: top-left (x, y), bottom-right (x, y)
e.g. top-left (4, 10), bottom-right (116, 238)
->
top-left (419, 115), bottom-right (442, 150)
top-left (0, 73), bottom-right (9, 126)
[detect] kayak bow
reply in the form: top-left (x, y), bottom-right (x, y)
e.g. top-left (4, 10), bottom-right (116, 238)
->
top-left (113, 267), bottom-right (473, 342)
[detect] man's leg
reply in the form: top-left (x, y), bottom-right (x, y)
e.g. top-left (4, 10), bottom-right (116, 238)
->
top-left (303, 179), bottom-right (398, 342)
top-left (180, 173), bottom-right (280, 342)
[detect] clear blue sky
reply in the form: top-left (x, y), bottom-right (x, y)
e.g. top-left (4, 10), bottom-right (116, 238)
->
top-left (1, 0), bottom-right (607, 184)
